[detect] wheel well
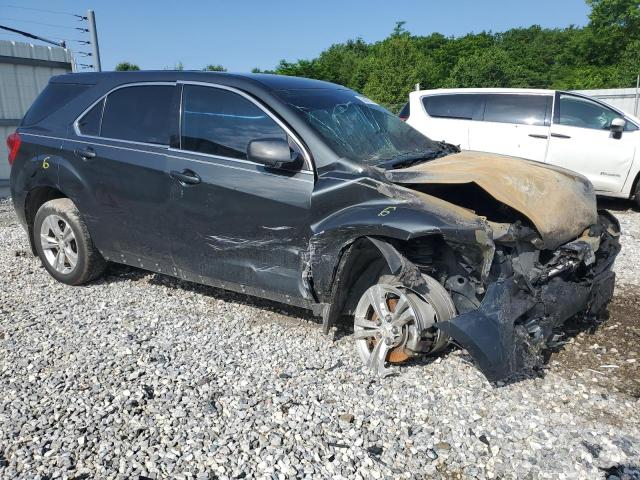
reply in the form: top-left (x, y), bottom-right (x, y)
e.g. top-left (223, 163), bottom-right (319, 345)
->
top-left (632, 171), bottom-right (640, 198)
top-left (324, 235), bottom-right (447, 330)
top-left (24, 187), bottom-right (67, 254)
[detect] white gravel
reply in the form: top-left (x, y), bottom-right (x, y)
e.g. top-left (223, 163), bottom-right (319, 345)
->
top-left (612, 208), bottom-right (640, 291)
top-left (1, 198), bottom-right (639, 479)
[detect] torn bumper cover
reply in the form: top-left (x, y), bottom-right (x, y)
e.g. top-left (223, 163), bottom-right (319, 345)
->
top-left (435, 211), bottom-right (621, 382)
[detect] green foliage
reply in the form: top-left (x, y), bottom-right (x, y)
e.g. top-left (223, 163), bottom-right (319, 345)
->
top-left (271, 0), bottom-right (640, 107)
top-left (445, 47), bottom-right (527, 88)
top-left (115, 62), bottom-right (140, 71)
top-left (204, 64), bottom-right (227, 72)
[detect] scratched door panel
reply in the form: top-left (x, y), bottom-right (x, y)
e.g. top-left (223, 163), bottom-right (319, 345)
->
top-left (166, 152), bottom-right (313, 298)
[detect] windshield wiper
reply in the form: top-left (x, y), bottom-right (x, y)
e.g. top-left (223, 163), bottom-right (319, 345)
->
top-left (378, 142), bottom-right (461, 169)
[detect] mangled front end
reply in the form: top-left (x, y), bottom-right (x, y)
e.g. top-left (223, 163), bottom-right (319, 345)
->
top-left (435, 212), bottom-right (620, 381)
top-left (385, 152), bottom-right (622, 381)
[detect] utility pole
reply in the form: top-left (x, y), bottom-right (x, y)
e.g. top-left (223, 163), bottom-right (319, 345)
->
top-left (87, 10), bottom-right (101, 72)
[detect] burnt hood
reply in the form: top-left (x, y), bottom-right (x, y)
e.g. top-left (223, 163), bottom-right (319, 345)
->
top-left (386, 151), bottom-right (598, 250)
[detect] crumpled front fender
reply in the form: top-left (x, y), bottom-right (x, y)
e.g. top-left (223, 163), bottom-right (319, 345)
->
top-left (436, 269), bottom-right (616, 382)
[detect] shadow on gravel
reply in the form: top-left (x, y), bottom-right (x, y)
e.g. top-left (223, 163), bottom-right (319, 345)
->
top-left (597, 197), bottom-right (637, 212)
top-left (601, 464), bottom-right (640, 480)
top-left (99, 263), bottom-right (317, 324)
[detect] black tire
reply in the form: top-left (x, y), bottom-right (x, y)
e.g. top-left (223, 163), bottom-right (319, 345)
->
top-left (33, 198), bottom-right (106, 285)
top-left (634, 182), bottom-right (640, 210)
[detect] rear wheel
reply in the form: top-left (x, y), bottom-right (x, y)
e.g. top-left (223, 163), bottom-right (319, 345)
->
top-left (353, 273), bottom-right (455, 377)
top-left (34, 198), bottom-right (106, 285)
top-left (634, 181), bottom-right (640, 210)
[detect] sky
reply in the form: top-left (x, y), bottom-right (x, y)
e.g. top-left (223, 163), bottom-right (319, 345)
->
top-left (0, 1), bottom-right (592, 72)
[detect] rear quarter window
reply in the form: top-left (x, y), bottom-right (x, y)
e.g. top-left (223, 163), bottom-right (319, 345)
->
top-left (22, 83), bottom-right (89, 126)
top-left (398, 102), bottom-right (410, 119)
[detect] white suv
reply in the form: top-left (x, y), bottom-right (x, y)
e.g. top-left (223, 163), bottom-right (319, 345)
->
top-left (401, 88), bottom-right (640, 206)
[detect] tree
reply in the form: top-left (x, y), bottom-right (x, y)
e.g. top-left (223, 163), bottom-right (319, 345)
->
top-left (446, 47), bottom-right (528, 88)
top-left (611, 39), bottom-right (640, 86)
top-left (204, 64), bottom-right (227, 72)
top-left (361, 33), bottom-right (438, 108)
top-left (115, 62), bottom-right (140, 71)
top-left (264, 1), bottom-right (638, 105)
top-left (585, 0), bottom-right (640, 64)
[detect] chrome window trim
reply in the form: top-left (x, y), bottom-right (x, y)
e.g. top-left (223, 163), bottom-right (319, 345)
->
top-left (177, 80), bottom-right (314, 171)
top-left (20, 132), bottom-right (314, 182)
top-left (72, 81), bottom-right (177, 147)
top-left (71, 80), bottom-right (315, 174)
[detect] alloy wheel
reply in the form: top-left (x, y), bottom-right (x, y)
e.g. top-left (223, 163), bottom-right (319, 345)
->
top-left (39, 214), bottom-right (78, 275)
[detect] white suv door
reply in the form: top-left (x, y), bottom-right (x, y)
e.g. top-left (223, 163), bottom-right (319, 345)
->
top-left (467, 94), bottom-right (552, 161)
top-left (546, 92), bottom-right (638, 193)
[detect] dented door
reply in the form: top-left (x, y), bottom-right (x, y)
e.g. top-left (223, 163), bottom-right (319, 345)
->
top-left (166, 83), bottom-right (314, 298)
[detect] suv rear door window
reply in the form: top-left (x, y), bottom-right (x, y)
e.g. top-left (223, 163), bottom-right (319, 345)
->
top-left (484, 94), bottom-right (548, 126)
top-left (422, 94), bottom-right (483, 120)
top-left (180, 85), bottom-right (287, 160)
top-left (77, 98), bottom-right (104, 136)
top-left (101, 85), bottom-right (174, 144)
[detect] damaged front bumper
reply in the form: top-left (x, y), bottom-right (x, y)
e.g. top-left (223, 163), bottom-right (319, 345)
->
top-left (435, 211), bottom-right (621, 382)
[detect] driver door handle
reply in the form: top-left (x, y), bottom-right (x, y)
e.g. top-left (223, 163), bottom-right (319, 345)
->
top-left (528, 134), bottom-right (549, 139)
top-left (75, 147), bottom-right (96, 159)
top-left (551, 133), bottom-right (571, 139)
top-left (170, 169), bottom-right (201, 185)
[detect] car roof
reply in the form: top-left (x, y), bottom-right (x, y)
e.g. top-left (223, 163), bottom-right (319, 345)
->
top-left (411, 88), bottom-right (555, 96)
top-left (51, 70), bottom-right (342, 91)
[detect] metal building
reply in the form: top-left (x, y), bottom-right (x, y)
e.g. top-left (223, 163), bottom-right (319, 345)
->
top-left (573, 87), bottom-right (640, 117)
top-left (0, 40), bottom-right (73, 184)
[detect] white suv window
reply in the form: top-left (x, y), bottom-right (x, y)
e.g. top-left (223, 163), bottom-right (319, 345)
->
top-left (556, 93), bottom-right (635, 131)
top-left (483, 94), bottom-right (549, 126)
top-left (422, 94), bottom-right (483, 120)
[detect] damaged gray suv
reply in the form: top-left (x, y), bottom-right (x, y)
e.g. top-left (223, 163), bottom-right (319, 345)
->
top-left (9, 72), bottom-right (621, 381)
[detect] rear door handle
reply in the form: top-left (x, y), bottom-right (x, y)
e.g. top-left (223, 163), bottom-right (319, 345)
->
top-left (170, 169), bottom-right (201, 185)
top-left (550, 133), bottom-right (571, 139)
top-left (528, 134), bottom-right (549, 139)
top-left (75, 147), bottom-right (96, 159)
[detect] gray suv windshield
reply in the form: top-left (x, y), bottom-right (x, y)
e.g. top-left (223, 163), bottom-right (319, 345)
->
top-left (277, 89), bottom-right (443, 166)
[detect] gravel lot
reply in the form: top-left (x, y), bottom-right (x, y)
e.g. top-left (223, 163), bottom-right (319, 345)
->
top-left (1, 197), bottom-right (639, 480)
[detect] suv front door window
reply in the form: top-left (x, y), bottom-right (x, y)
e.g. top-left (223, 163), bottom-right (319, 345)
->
top-left (166, 84), bottom-right (313, 297)
top-left (546, 93), bottom-right (637, 192)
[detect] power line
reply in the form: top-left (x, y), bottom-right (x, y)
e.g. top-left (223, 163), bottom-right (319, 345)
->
top-left (1, 17), bottom-right (84, 30)
top-left (0, 23), bottom-right (66, 47)
top-left (0, 4), bottom-right (81, 17)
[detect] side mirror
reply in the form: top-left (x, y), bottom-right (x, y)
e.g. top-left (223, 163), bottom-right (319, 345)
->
top-left (610, 117), bottom-right (626, 139)
top-left (247, 138), bottom-right (302, 169)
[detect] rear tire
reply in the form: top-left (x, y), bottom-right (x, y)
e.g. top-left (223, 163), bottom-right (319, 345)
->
top-left (33, 198), bottom-right (106, 285)
top-left (634, 182), bottom-right (640, 210)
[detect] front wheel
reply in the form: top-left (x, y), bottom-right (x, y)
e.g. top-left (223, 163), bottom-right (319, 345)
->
top-left (33, 198), bottom-right (106, 285)
top-left (353, 274), bottom-right (455, 377)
